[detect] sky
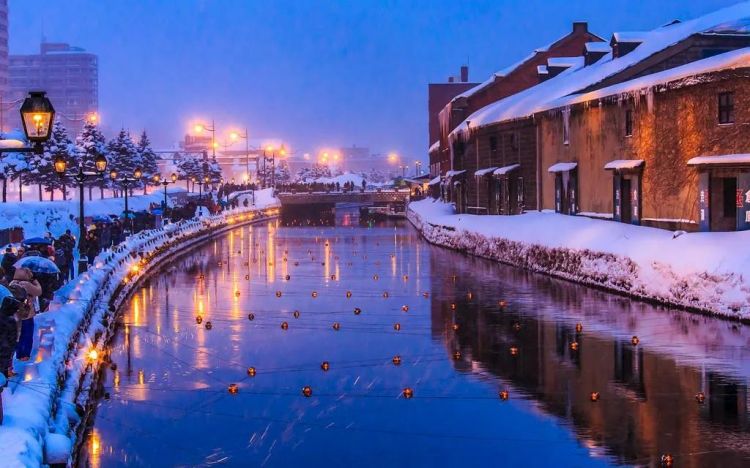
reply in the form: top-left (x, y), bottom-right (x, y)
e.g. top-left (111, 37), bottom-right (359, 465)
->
top-left (8, 0), bottom-right (742, 162)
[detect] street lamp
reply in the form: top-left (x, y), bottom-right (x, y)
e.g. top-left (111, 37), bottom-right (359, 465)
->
top-left (20, 91), bottom-right (55, 145)
top-left (109, 167), bottom-right (143, 235)
top-left (415, 161), bottom-right (422, 176)
top-left (154, 172), bottom-right (178, 211)
top-left (54, 151), bottom-right (108, 274)
top-left (194, 120), bottom-right (216, 158)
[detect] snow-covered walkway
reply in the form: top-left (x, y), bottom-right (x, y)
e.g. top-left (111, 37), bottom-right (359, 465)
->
top-left (0, 190), bottom-right (279, 467)
top-left (408, 199), bottom-right (750, 319)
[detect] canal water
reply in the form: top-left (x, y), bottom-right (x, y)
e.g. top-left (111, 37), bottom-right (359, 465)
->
top-left (79, 209), bottom-right (750, 467)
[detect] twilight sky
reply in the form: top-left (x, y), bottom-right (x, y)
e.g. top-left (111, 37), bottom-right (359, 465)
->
top-left (8, 0), bottom-right (740, 161)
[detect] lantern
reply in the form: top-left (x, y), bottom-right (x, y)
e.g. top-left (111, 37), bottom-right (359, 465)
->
top-left (281, 321), bottom-right (289, 330)
top-left (330, 274), bottom-right (336, 280)
top-left (332, 322), bottom-right (341, 331)
top-left (453, 351), bottom-right (461, 360)
top-left (205, 321), bottom-right (212, 330)
top-left (423, 292), bottom-right (429, 298)
top-left (450, 303), bottom-right (456, 311)
top-left (570, 341), bottom-right (579, 351)
top-left (196, 316), bottom-right (203, 324)
top-left (498, 300), bottom-right (507, 307)
top-left (383, 292), bottom-right (389, 298)
top-left (590, 392), bottom-right (600, 402)
top-left (312, 291), bottom-right (318, 298)
top-left (695, 391), bottom-right (706, 404)
top-left (373, 274), bottom-right (379, 280)
top-left (275, 291), bottom-right (282, 297)
top-left (575, 323), bottom-right (583, 333)
top-left (512, 322), bottom-right (521, 332)
top-left (247, 367), bottom-right (256, 377)
top-left (509, 346), bottom-right (519, 356)
top-left (392, 355), bottom-right (402, 366)
top-left (293, 310), bottom-right (300, 319)
top-left (401, 305), bottom-right (409, 312)
top-left (320, 361), bottom-right (330, 372)
top-left (20, 91), bottom-right (55, 142)
top-left (285, 275), bottom-right (291, 280)
top-left (235, 291), bottom-right (241, 297)
top-left (134, 167), bottom-right (143, 179)
top-left (403, 275), bottom-right (408, 281)
top-left (660, 454), bottom-right (674, 467)
top-left (228, 383), bottom-right (239, 394)
top-left (302, 385), bottom-right (313, 397)
top-left (53, 155), bottom-right (67, 175)
top-left (631, 336), bottom-right (640, 346)
top-left (452, 323), bottom-right (459, 331)
top-left (247, 313), bottom-right (255, 321)
top-left (94, 154), bottom-right (108, 174)
top-left (87, 349), bottom-right (99, 362)
top-left (499, 390), bottom-right (509, 401)
top-left (402, 387), bottom-right (414, 399)
top-left (393, 323), bottom-right (401, 331)
top-left (245, 275), bottom-right (250, 280)
top-left (171, 172), bottom-right (178, 183)
top-left (353, 307), bottom-right (362, 315)
top-left (346, 291), bottom-right (352, 298)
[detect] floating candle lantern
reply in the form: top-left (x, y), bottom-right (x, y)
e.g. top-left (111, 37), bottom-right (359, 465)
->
top-left (332, 322), bottom-right (341, 331)
top-left (354, 308), bottom-right (362, 315)
top-left (247, 313), bottom-right (255, 321)
top-left (302, 386), bottom-right (313, 397)
top-left (499, 390), bottom-right (509, 401)
top-left (393, 323), bottom-right (401, 331)
top-left (570, 341), bottom-right (579, 351)
top-left (392, 355), bottom-right (402, 366)
top-left (320, 361), bottom-right (330, 372)
top-left (631, 336), bottom-right (640, 346)
top-left (575, 323), bottom-right (583, 333)
top-left (590, 392), bottom-right (600, 402)
top-left (228, 383), bottom-right (239, 394)
top-left (402, 388), bottom-right (414, 399)
top-left (281, 321), bottom-right (289, 330)
top-left (205, 321), bottom-right (212, 330)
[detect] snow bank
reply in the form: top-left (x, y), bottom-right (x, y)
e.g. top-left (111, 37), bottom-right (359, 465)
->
top-left (0, 188), bottom-right (186, 240)
top-left (408, 199), bottom-right (750, 319)
top-left (0, 194), bottom-right (280, 466)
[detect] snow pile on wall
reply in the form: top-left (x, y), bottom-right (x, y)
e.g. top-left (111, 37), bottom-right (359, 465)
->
top-left (0, 195), bottom-right (280, 466)
top-left (408, 199), bottom-right (750, 319)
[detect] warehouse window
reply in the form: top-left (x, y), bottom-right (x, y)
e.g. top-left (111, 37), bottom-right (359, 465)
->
top-left (718, 92), bottom-right (734, 124)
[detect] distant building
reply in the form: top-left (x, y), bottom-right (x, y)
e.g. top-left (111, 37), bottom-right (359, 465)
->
top-left (0, 0), bottom-right (8, 121)
top-left (9, 42), bottom-right (98, 137)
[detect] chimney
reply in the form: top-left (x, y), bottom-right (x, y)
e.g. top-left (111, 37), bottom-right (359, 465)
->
top-left (573, 22), bottom-right (588, 34)
top-left (448, 76), bottom-right (455, 83)
top-left (460, 66), bottom-right (469, 83)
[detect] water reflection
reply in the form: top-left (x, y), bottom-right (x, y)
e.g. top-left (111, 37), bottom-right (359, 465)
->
top-left (78, 210), bottom-right (750, 467)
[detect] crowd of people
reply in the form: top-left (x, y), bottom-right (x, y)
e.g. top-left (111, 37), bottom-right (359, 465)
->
top-left (275, 180), bottom-right (368, 193)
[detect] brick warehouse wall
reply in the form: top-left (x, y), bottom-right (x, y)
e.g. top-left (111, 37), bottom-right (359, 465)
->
top-left (539, 70), bottom-right (750, 229)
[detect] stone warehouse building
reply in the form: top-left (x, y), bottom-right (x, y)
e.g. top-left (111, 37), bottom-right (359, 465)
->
top-left (438, 3), bottom-right (750, 231)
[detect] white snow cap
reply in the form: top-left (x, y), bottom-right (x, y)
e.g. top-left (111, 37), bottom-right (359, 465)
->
top-left (429, 141), bottom-right (440, 153)
top-left (604, 159), bottom-right (644, 170)
top-left (548, 162), bottom-right (578, 173)
top-left (428, 176), bottom-right (441, 186)
top-left (687, 154), bottom-right (750, 166)
top-left (494, 164), bottom-right (521, 176)
top-left (450, 2), bottom-right (750, 139)
top-left (474, 167), bottom-right (498, 177)
top-left (547, 56), bottom-right (585, 68)
top-left (585, 42), bottom-right (612, 53)
top-left (445, 169), bottom-right (466, 177)
top-left (612, 31), bottom-right (650, 43)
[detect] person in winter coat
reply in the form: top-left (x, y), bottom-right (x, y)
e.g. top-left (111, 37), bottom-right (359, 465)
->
top-left (1, 285), bottom-right (22, 425)
top-left (1, 248), bottom-right (16, 283)
top-left (10, 267), bottom-right (42, 362)
top-left (85, 232), bottom-right (100, 266)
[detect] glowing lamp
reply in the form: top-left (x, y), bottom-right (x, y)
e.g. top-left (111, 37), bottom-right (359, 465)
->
top-left (196, 316), bottom-right (203, 324)
top-left (332, 322), bottom-right (341, 331)
top-left (53, 155), bottom-right (67, 175)
top-left (171, 173), bottom-right (178, 183)
top-left (590, 392), bottom-right (600, 402)
top-left (353, 307), bottom-right (361, 315)
top-left (452, 323), bottom-right (459, 331)
top-left (293, 310), bottom-right (300, 319)
top-left (512, 322), bottom-right (521, 332)
top-left (382, 292), bottom-right (389, 298)
top-left (247, 367), bottom-right (257, 377)
top-left (392, 355), bottom-right (402, 366)
top-left (402, 387), bottom-right (414, 399)
top-left (695, 391), bottom-right (705, 403)
top-left (393, 323), bottom-right (401, 331)
top-left (205, 321), bottom-right (212, 330)
top-left (373, 274), bottom-right (379, 280)
top-left (247, 313), bottom-right (255, 321)
top-left (631, 336), bottom-right (640, 346)
top-left (570, 341), bottom-right (579, 351)
top-left (509, 346), bottom-right (519, 357)
top-left (134, 167), bottom-right (143, 179)
top-left (450, 303), bottom-right (456, 311)
top-left (575, 323), bottom-right (583, 333)
top-left (87, 349), bottom-right (99, 362)
top-left (275, 291), bottom-right (282, 297)
top-left (311, 291), bottom-right (318, 298)
top-left (453, 351), bottom-right (461, 360)
top-left (346, 291), bottom-right (352, 298)
top-left (281, 321), bottom-right (289, 330)
top-left (228, 383), bottom-right (239, 394)
top-left (320, 361), bottom-right (330, 372)
top-left (499, 390), bottom-right (509, 401)
top-left (20, 91), bottom-right (55, 142)
top-left (498, 300), bottom-right (507, 307)
top-left (302, 385), bottom-right (313, 397)
top-left (660, 454), bottom-right (674, 467)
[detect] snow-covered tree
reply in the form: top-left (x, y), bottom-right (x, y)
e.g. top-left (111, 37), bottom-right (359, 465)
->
top-left (75, 121), bottom-right (108, 200)
top-left (0, 152), bottom-right (28, 203)
top-left (27, 120), bottom-right (76, 201)
top-left (274, 160), bottom-right (291, 184)
top-left (293, 163), bottom-right (332, 183)
top-left (206, 157), bottom-right (222, 183)
top-left (107, 129), bottom-right (143, 195)
top-left (137, 130), bottom-right (160, 193)
top-left (176, 153), bottom-right (203, 191)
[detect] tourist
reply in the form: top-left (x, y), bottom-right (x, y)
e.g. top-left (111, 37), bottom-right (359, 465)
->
top-left (54, 249), bottom-right (69, 284)
top-left (0, 285), bottom-right (21, 376)
top-left (1, 248), bottom-right (17, 283)
top-left (10, 267), bottom-right (41, 362)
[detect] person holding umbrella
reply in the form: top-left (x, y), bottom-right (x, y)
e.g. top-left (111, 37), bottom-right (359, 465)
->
top-left (9, 267), bottom-right (41, 362)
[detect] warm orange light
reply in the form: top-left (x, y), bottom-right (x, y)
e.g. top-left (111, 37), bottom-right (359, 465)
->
top-left (194, 124), bottom-right (204, 133)
top-left (388, 153), bottom-right (398, 163)
top-left (87, 112), bottom-right (99, 124)
top-left (87, 349), bottom-right (99, 362)
top-left (230, 132), bottom-right (239, 141)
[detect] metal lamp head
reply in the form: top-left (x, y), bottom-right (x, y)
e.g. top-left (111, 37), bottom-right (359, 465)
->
top-left (53, 155), bottom-right (67, 175)
top-left (170, 173), bottom-right (177, 183)
top-left (134, 167), bottom-right (143, 179)
top-left (20, 91), bottom-right (55, 143)
top-left (95, 154), bottom-right (108, 174)
top-left (109, 170), bottom-right (118, 180)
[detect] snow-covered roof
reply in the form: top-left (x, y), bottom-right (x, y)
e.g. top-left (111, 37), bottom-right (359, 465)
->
top-left (429, 141), bottom-right (440, 153)
top-left (687, 154), bottom-right (750, 166)
top-left (612, 31), bottom-right (650, 43)
top-left (474, 167), bottom-right (498, 177)
top-left (445, 169), bottom-right (466, 177)
top-left (548, 162), bottom-right (578, 173)
top-left (428, 176), bottom-right (441, 186)
top-left (703, 17), bottom-right (750, 35)
top-left (547, 56), bottom-right (585, 68)
top-left (550, 47), bottom-right (750, 109)
top-left (604, 159), bottom-right (644, 170)
top-left (493, 164), bottom-right (520, 176)
top-left (450, 2), bottom-right (750, 139)
top-left (585, 42), bottom-right (611, 53)
top-left (0, 139), bottom-right (25, 149)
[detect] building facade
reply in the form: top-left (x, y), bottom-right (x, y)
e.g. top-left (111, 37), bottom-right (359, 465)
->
top-left (9, 42), bottom-right (98, 137)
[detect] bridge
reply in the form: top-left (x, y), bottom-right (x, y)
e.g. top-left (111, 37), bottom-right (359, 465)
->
top-left (277, 189), bottom-right (409, 206)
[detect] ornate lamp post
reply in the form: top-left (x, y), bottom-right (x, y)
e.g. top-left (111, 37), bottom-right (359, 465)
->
top-left (194, 121), bottom-right (217, 158)
top-left (154, 172), bottom-right (178, 211)
top-left (54, 151), bottom-right (107, 274)
top-left (109, 167), bottom-right (143, 235)
top-left (229, 129), bottom-right (250, 183)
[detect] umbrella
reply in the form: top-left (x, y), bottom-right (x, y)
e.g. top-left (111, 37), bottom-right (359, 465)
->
top-left (14, 256), bottom-right (60, 274)
top-left (92, 215), bottom-right (112, 224)
top-left (151, 209), bottom-right (163, 215)
top-left (23, 237), bottom-right (53, 246)
top-left (120, 212), bottom-right (136, 219)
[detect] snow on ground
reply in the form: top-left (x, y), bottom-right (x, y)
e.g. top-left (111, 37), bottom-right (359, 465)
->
top-left (0, 192), bottom-right (280, 466)
top-left (409, 199), bottom-right (750, 319)
top-left (0, 187), bottom-right (186, 241)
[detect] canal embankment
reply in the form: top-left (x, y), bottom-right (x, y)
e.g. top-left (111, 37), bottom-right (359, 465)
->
top-left (0, 192), bottom-right (279, 467)
top-left (408, 199), bottom-right (750, 321)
